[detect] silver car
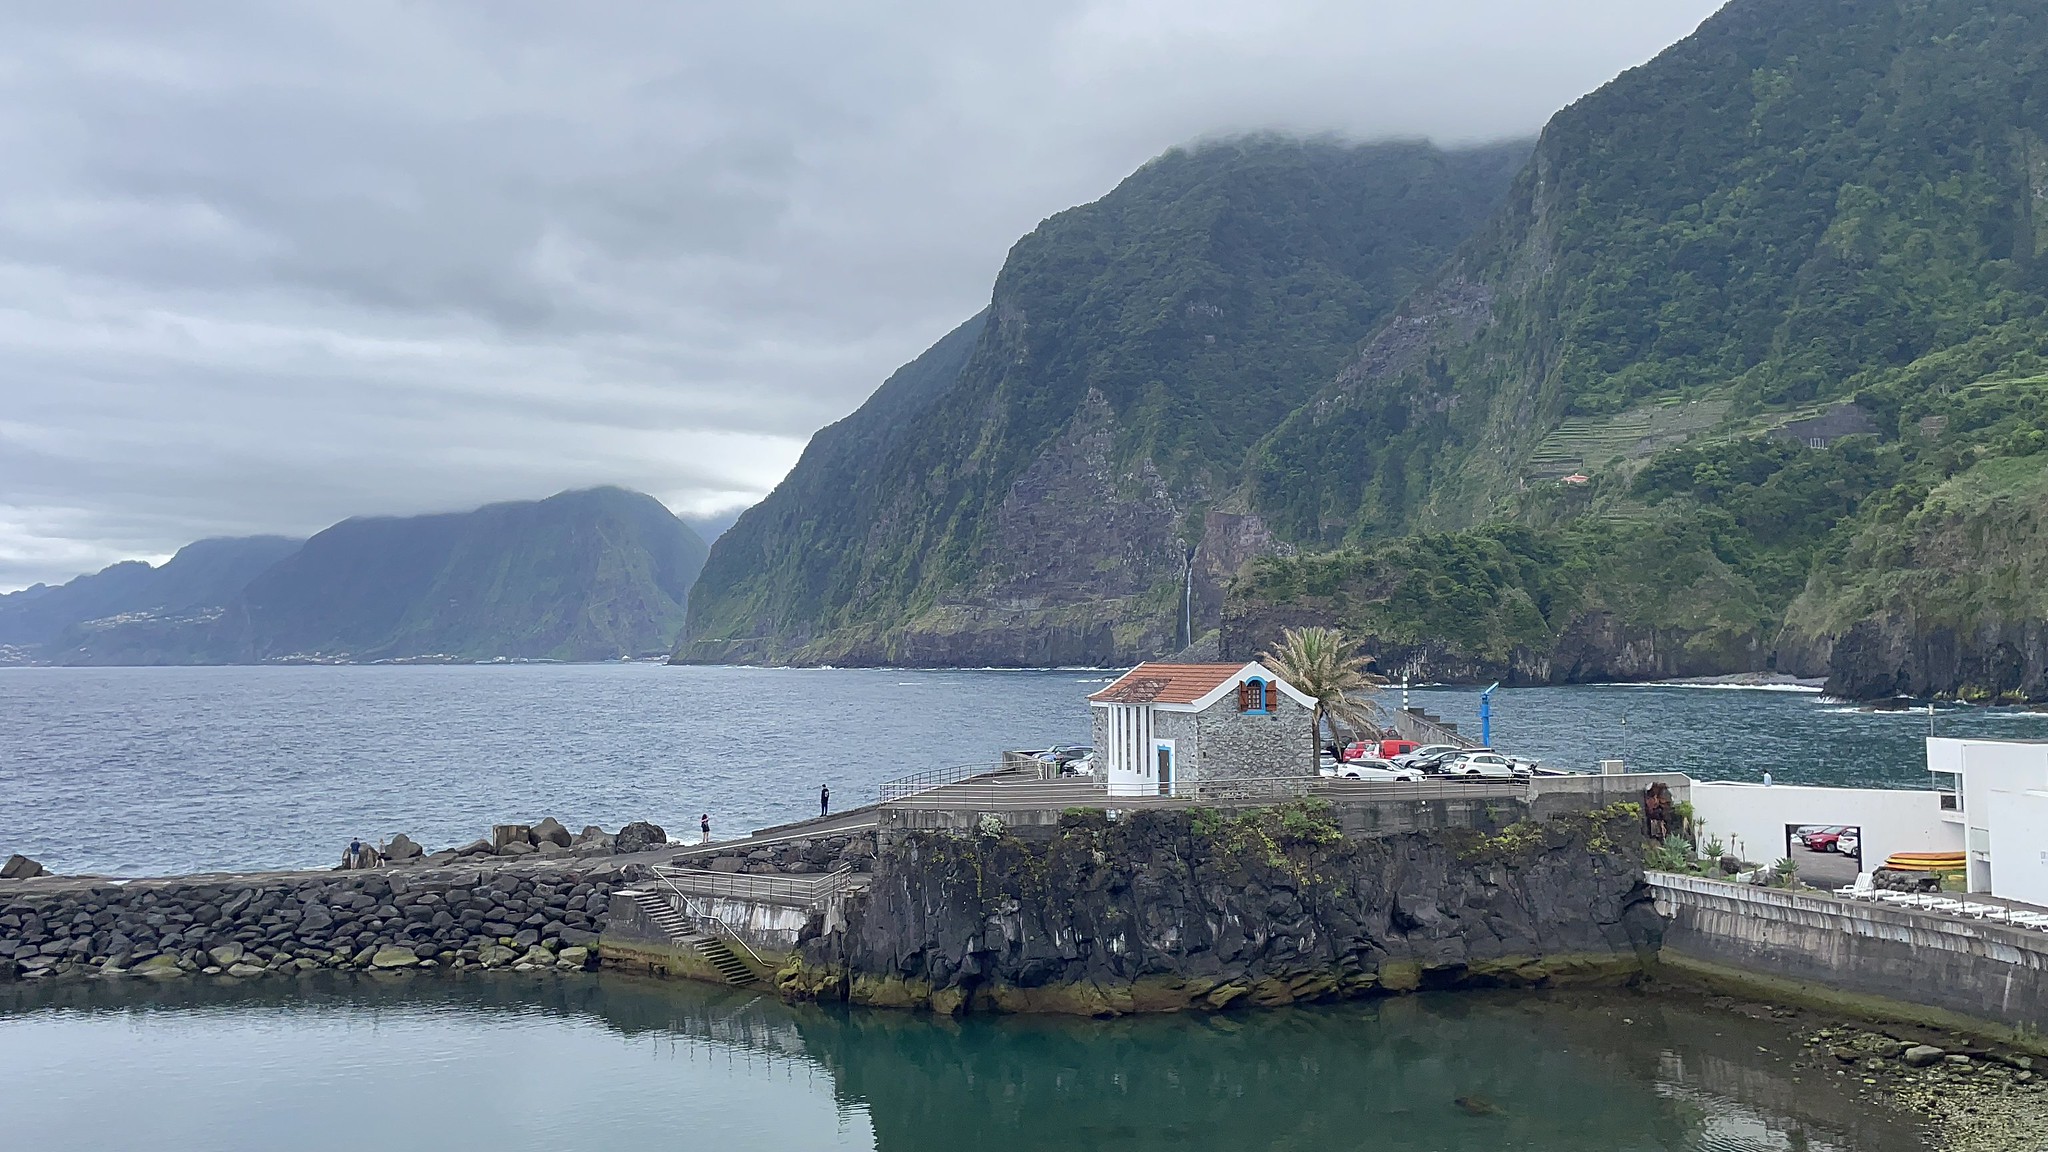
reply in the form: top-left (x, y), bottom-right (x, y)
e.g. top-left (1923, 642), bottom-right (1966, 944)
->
top-left (1441, 751), bottom-right (1524, 781)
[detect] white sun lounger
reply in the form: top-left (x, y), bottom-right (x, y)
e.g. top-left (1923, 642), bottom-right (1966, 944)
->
top-left (2008, 911), bottom-right (2048, 929)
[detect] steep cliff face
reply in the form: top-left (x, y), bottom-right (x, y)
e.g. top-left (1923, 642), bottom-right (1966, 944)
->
top-left (1783, 454), bottom-right (2048, 701)
top-left (1220, 522), bottom-right (1778, 685)
top-left (782, 804), bottom-right (1661, 1015)
top-left (678, 137), bottom-right (1529, 666)
top-left (1250, 0), bottom-right (2048, 546)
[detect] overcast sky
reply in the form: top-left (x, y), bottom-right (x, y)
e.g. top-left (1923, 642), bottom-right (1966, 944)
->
top-left (0, 0), bottom-right (1723, 590)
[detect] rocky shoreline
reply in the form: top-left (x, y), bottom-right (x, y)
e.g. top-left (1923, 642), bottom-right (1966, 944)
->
top-left (0, 816), bottom-right (684, 984)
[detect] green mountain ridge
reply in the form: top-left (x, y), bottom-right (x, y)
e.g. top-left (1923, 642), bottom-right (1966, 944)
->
top-left (0, 535), bottom-right (303, 652)
top-left (683, 0), bottom-right (2048, 701)
top-left (25, 487), bottom-right (708, 665)
top-left (679, 135), bottom-right (1532, 665)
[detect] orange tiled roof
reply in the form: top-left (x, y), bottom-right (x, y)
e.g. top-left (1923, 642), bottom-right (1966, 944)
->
top-left (1088, 662), bottom-right (1252, 705)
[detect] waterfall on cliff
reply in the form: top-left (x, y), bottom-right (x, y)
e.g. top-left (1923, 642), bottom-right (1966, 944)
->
top-left (1180, 548), bottom-right (1195, 650)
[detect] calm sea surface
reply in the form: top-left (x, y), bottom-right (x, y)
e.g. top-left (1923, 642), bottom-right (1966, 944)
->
top-left (3, 665), bottom-right (2023, 1150)
top-left (3, 664), bottom-right (2046, 876)
top-left (0, 974), bottom-right (1924, 1152)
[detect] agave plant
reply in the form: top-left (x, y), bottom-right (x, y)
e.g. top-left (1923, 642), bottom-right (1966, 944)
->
top-left (1261, 625), bottom-right (1385, 747)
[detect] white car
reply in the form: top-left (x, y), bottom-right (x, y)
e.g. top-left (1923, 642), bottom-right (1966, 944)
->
top-left (1338, 760), bottom-right (1423, 783)
top-left (1441, 752), bottom-right (1526, 781)
top-left (1318, 757), bottom-right (1422, 782)
top-left (1836, 831), bottom-right (1860, 857)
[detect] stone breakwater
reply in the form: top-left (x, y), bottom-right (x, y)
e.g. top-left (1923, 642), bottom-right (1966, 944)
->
top-left (778, 801), bottom-right (1664, 1015)
top-left (0, 857), bottom-right (648, 983)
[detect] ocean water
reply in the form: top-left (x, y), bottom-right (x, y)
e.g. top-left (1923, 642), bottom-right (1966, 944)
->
top-left (2, 663), bottom-right (2045, 877)
top-left (0, 974), bottom-right (1924, 1152)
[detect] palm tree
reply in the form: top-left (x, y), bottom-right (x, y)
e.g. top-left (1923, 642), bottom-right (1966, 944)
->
top-left (1262, 626), bottom-right (1385, 752)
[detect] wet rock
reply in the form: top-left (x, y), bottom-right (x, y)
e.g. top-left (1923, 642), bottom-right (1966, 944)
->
top-left (225, 962), bottom-right (267, 978)
top-left (1903, 1045), bottom-right (1946, 1067)
top-left (207, 942), bottom-right (246, 967)
top-left (369, 946), bottom-right (419, 969)
top-left (132, 955), bottom-right (184, 978)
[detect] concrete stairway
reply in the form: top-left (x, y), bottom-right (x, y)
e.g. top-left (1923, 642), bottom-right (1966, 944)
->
top-left (688, 932), bottom-right (757, 986)
top-left (623, 888), bottom-right (759, 986)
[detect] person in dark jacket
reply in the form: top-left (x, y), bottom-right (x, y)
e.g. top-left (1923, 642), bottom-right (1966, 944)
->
top-left (820, 784), bottom-right (831, 817)
top-left (700, 813), bottom-right (710, 844)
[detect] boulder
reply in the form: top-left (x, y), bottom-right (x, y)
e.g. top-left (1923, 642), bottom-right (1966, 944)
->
top-left (133, 954), bottom-right (184, 978)
top-left (535, 842), bottom-right (568, 857)
top-left (575, 825), bottom-right (609, 844)
top-left (455, 838), bottom-right (496, 858)
top-left (1, 854), bottom-right (45, 880)
top-left (531, 818), bottom-right (572, 848)
top-left (226, 962), bottom-right (268, 978)
top-left (707, 857), bottom-right (744, 873)
top-left (423, 850), bottom-right (459, 866)
top-left (1902, 1045), bottom-right (1946, 1067)
top-left (382, 834), bottom-right (424, 863)
top-left (615, 821), bottom-right (667, 854)
top-left (368, 946), bottom-right (420, 969)
top-left (558, 946), bottom-right (591, 969)
top-left (492, 824), bottom-right (533, 849)
top-left (478, 943), bottom-right (519, 968)
top-left (207, 942), bottom-right (246, 967)
top-left (497, 841), bottom-right (535, 857)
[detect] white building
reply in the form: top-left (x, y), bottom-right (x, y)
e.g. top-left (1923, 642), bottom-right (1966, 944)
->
top-left (1687, 737), bottom-right (2048, 908)
top-left (1087, 661), bottom-right (1315, 798)
top-left (1688, 780), bottom-right (1960, 879)
top-left (1927, 737), bottom-right (2048, 905)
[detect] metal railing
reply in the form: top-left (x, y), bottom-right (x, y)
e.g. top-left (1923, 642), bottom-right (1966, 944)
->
top-left (876, 771), bottom-right (1528, 811)
top-left (877, 762), bottom-right (1009, 802)
top-left (652, 863), bottom-right (862, 908)
top-left (647, 871), bottom-right (769, 969)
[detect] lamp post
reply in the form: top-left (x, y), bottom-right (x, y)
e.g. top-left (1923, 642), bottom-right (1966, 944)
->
top-left (1479, 682), bottom-right (1499, 747)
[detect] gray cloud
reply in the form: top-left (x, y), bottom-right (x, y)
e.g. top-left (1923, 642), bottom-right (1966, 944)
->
top-left (0, 0), bottom-right (1724, 589)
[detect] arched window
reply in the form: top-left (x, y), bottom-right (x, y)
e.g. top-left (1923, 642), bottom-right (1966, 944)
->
top-left (1240, 678), bottom-right (1269, 714)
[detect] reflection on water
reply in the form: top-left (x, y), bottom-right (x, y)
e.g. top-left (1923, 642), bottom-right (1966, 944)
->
top-left (0, 974), bottom-right (1923, 1152)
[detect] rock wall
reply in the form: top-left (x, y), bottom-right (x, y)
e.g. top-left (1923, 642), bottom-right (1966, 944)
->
top-left (0, 859), bottom-right (641, 983)
top-left (1652, 872), bottom-right (2048, 1050)
top-left (779, 802), bottom-right (1662, 1015)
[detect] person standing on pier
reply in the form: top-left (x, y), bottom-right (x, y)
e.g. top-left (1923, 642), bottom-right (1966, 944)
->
top-left (820, 784), bottom-right (831, 818)
top-left (700, 812), bottom-right (710, 844)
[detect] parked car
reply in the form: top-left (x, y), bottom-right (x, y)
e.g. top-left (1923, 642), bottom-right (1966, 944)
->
top-left (1348, 739), bottom-right (1418, 761)
top-left (1441, 751), bottom-right (1526, 781)
top-left (1835, 832), bottom-right (1861, 858)
top-left (1328, 757), bottom-right (1423, 782)
top-left (1799, 826), bottom-right (1849, 852)
top-left (1391, 744), bottom-right (1464, 771)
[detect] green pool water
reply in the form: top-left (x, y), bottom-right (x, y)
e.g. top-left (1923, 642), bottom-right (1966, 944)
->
top-left (0, 973), bottom-right (1922, 1151)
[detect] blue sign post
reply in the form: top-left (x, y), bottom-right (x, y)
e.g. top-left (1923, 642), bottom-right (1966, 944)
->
top-left (1479, 682), bottom-right (1500, 746)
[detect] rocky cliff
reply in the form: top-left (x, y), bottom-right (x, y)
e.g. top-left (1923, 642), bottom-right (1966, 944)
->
top-left (1782, 453), bottom-right (2048, 702)
top-left (678, 137), bottom-right (1528, 667)
top-left (780, 802), bottom-right (1661, 1015)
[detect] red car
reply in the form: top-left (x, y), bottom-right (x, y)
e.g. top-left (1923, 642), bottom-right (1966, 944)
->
top-left (1800, 826), bottom-right (1849, 852)
top-left (1345, 739), bottom-right (1418, 761)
